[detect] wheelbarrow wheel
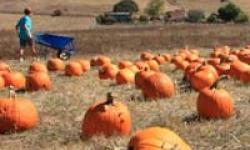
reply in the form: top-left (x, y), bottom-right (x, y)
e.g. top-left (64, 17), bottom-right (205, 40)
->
top-left (57, 51), bottom-right (70, 60)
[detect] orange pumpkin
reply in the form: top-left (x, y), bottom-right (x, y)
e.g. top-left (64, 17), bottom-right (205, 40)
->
top-left (128, 127), bottom-right (191, 150)
top-left (186, 54), bottom-right (198, 62)
top-left (140, 51), bottom-right (154, 61)
top-left (162, 53), bottom-right (172, 62)
top-left (228, 60), bottom-right (250, 79)
top-left (29, 62), bottom-right (47, 74)
top-left (184, 62), bottom-right (202, 81)
top-left (0, 96), bottom-right (39, 133)
top-left (26, 72), bottom-right (52, 91)
top-left (207, 58), bottom-right (221, 66)
top-left (239, 69), bottom-right (250, 83)
top-left (96, 55), bottom-right (111, 67)
top-left (134, 60), bottom-right (150, 71)
top-left (142, 72), bottom-right (175, 99)
top-left (135, 69), bottom-right (155, 89)
top-left (47, 58), bottom-right (65, 71)
top-left (118, 60), bottom-right (133, 69)
top-left (0, 76), bottom-right (5, 89)
top-left (116, 69), bottom-right (135, 85)
top-left (146, 60), bottom-right (160, 71)
top-left (197, 88), bottom-right (234, 119)
top-left (214, 63), bottom-right (231, 76)
top-left (0, 62), bottom-right (10, 71)
top-left (81, 93), bottom-right (131, 137)
top-left (127, 65), bottom-right (139, 73)
top-left (78, 59), bottom-right (91, 72)
top-left (98, 64), bottom-right (119, 80)
top-left (153, 55), bottom-right (166, 65)
top-left (2, 72), bottom-right (26, 89)
top-left (65, 62), bottom-right (83, 76)
top-left (190, 67), bottom-right (218, 91)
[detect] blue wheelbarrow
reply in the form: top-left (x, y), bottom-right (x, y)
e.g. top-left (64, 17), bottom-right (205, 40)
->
top-left (34, 32), bottom-right (75, 60)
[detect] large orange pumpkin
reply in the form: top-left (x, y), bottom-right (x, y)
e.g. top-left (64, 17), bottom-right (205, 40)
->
top-left (116, 69), bottom-right (135, 85)
top-left (197, 88), bottom-right (234, 119)
top-left (142, 72), bottom-right (175, 99)
top-left (128, 127), bottom-right (191, 150)
top-left (2, 72), bottom-right (26, 89)
top-left (98, 64), bottom-right (119, 80)
top-left (81, 93), bottom-right (131, 137)
top-left (78, 59), bottom-right (91, 72)
top-left (29, 62), bottom-right (47, 74)
top-left (0, 96), bottom-right (39, 133)
top-left (65, 62), bottom-right (83, 76)
top-left (26, 72), bottom-right (52, 91)
top-left (47, 58), bottom-right (65, 71)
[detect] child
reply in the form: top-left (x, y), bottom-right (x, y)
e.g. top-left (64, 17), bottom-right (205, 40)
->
top-left (15, 7), bottom-right (37, 62)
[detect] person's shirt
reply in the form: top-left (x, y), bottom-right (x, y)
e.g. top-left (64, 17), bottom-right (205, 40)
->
top-left (16, 15), bottom-right (32, 40)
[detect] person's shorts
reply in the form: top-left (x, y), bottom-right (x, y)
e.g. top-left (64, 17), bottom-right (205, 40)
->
top-left (19, 38), bottom-right (34, 48)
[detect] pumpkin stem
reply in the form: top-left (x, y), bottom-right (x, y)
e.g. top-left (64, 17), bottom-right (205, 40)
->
top-left (8, 85), bottom-right (16, 99)
top-left (106, 92), bottom-right (116, 105)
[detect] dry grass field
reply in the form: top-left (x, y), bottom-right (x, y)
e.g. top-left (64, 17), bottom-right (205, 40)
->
top-left (0, 48), bottom-right (249, 150)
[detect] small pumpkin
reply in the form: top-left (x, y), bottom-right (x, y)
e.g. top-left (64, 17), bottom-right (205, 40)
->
top-left (239, 69), bottom-right (250, 84)
top-left (146, 60), bottom-right (160, 72)
top-left (214, 63), bottom-right (231, 76)
top-left (184, 62), bottom-right (202, 81)
top-left (135, 68), bottom-right (155, 89)
top-left (81, 92), bottom-right (131, 137)
top-left (118, 60), bottom-right (133, 69)
top-left (162, 53), bottom-right (172, 62)
top-left (29, 62), bottom-right (47, 74)
top-left (153, 55), bottom-right (166, 65)
top-left (26, 72), bottom-right (52, 91)
top-left (0, 62), bottom-right (10, 71)
top-left (190, 70), bottom-right (217, 91)
top-left (140, 51), bottom-right (154, 61)
top-left (228, 60), bottom-right (250, 79)
top-left (2, 71), bottom-right (26, 89)
top-left (142, 72), bottom-right (175, 99)
top-left (99, 64), bottom-right (119, 80)
top-left (47, 58), bottom-right (65, 71)
top-left (197, 88), bottom-right (234, 119)
top-left (116, 69), bottom-right (135, 85)
top-left (96, 55), bottom-right (111, 67)
top-left (0, 95), bottom-right (39, 133)
top-left (65, 62), bottom-right (83, 76)
top-left (207, 58), bottom-right (221, 66)
top-left (128, 127), bottom-right (191, 150)
top-left (78, 59), bottom-right (91, 72)
top-left (134, 60), bottom-right (150, 71)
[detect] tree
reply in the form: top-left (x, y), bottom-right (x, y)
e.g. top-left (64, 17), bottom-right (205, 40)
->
top-left (218, 2), bottom-right (241, 22)
top-left (145, 0), bottom-right (165, 17)
top-left (113, 0), bottom-right (139, 13)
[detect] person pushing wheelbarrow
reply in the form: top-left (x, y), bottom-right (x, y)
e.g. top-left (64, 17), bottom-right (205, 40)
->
top-left (15, 7), bottom-right (37, 62)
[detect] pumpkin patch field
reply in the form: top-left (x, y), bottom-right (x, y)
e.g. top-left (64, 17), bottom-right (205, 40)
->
top-left (0, 46), bottom-right (249, 150)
